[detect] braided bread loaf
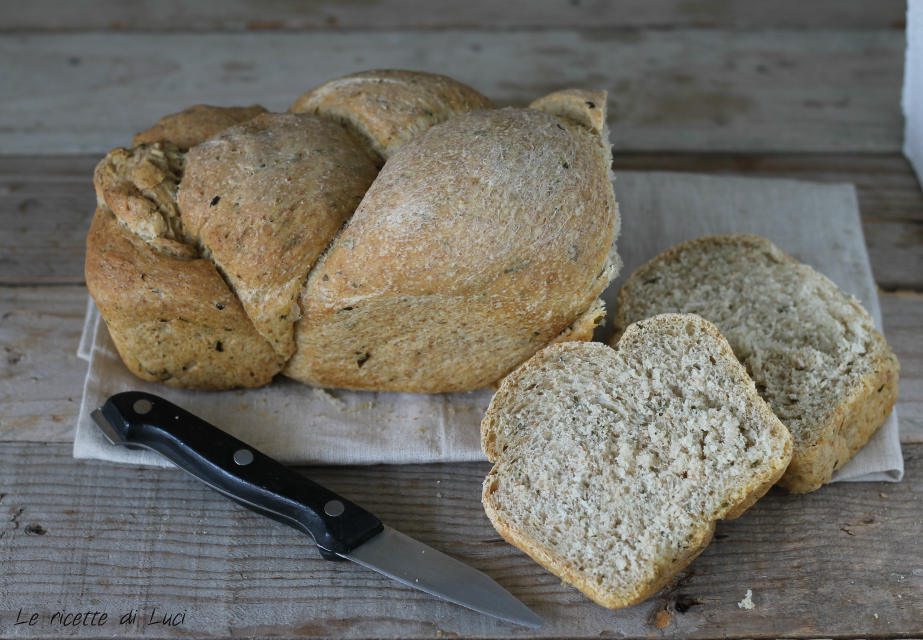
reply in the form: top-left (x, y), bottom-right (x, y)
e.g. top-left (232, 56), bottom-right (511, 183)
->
top-left (86, 70), bottom-right (621, 392)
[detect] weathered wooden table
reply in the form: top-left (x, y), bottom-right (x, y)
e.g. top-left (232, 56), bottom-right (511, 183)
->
top-left (2, 2), bottom-right (922, 637)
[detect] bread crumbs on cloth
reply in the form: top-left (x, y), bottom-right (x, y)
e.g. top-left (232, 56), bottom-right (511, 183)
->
top-left (738, 589), bottom-right (754, 610)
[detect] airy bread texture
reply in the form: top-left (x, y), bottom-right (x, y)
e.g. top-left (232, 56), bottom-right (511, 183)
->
top-left (481, 314), bottom-right (793, 609)
top-left (87, 70), bottom-right (620, 392)
top-left (615, 235), bottom-right (900, 493)
top-left (284, 103), bottom-right (619, 392)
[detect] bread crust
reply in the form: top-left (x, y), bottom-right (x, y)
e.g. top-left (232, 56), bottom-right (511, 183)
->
top-left (614, 234), bottom-right (900, 493)
top-left (777, 330), bottom-right (899, 492)
top-left (289, 69), bottom-right (495, 167)
top-left (85, 206), bottom-right (285, 389)
top-left (481, 317), bottom-right (793, 608)
top-left (178, 113), bottom-right (379, 359)
top-left (284, 107), bottom-right (618, 392)
top-left (483, 487), bottom-right (716, 609)
top-left (93, 143), bottom-right (190, 250)
top-left (133, 104), bottom-right (268, 151)
top-left (87, 75), bottom-right (622, 393)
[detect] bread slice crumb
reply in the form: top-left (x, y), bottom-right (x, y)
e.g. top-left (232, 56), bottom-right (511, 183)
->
top-left (738, 589), bottom-right (754, 610)
top-left (615, 234), bottom-right (900, 493)
top-left (481, 314), bottom-right (792, 608)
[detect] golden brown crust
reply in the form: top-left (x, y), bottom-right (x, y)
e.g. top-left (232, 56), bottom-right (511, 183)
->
top-left (284, 107), bottom-right (618, 393)
top-left (483, 486), bottom-right (716, 609)
top-left (529, 89), bottom-right (608, 134)
top-left (777, 331), bottom-right (900, 493)
top-left (488, 298), bottom-right (607, 391)
top-left (85, 206), bottom-right (285, 390)
top-left (289, 69), bottom-right (495, 167)
top-left (178, 112), bottom-right (378, 359)
top-left (89, 77), bottom-right (621, 393)
top-left (133, 104), bottom-right (268, 151)
top-left (93, 144), bottom-right (190, 250)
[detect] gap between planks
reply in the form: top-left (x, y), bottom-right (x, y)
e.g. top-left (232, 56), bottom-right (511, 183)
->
top-left (0, 441), bottom-right (921, 638)
top-left (0, 29), bottom-right (904, 154)
top-left (2, 154), bottom-right (922, 288)
top-left (1, 285), bottom-right (921, 445)
top-left (0, 0), bottom-right (909, 31)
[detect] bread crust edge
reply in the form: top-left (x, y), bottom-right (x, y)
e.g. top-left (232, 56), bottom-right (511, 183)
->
top-left (482, 488), bottom-right (716, 609)
top-left (777, 330), bottom-right (900, 493)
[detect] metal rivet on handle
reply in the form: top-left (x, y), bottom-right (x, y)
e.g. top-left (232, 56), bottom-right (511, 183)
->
top-left (324, 500), bottom-right (345, 517)
top-left (233, 449), bottom-right (254, 466)
top-left (133, 399), bottom-right (153, 415)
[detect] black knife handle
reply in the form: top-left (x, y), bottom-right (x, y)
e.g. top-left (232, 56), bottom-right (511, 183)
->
top-left (99, 391), bottom-right (383, 560)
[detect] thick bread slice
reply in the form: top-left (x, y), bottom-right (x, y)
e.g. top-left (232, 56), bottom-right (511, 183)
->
top-left (615, 234), bottom-right (900, 493)
top-left (481, 315), bottom-right (793, 609)
top-left (284, 105), bottom-right (619, 393)
top-left (289, 69), bottom-right (495, 167)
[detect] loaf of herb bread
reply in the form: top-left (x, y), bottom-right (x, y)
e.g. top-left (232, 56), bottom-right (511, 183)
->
top-left (614, 234), bottom-right (899, 493)
top-left (85, 70), bottom-right (621, 392)
top-left (481, 314), bottom-right (793, 608)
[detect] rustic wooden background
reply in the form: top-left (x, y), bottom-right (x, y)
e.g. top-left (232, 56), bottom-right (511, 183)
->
top-left (1, 1), bottom-right (922, 637)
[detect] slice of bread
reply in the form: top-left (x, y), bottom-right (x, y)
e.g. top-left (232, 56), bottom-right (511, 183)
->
top-left (481, 314), bottom-right (793, 609)
top-left (615, 234), bottom-right (900, 493)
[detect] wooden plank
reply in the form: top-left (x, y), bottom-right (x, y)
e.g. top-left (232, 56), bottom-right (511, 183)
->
top-left (0, 286), bottom-right (88, 442)
top-left (5, 154), bottom-right (922, 288)
top-left (882, 291), bottom-right (923, 443)
top-left (611, 153), bottom-right (923, 223)
top-left (0, 167), bottom-right (96, 285)
top-left (2, 285), bottom-right (922, 446)
top-left (1, 441), bottom-right (922, 637)
top-left (0, 30), bottom-right (904, 155)
top-left (0, 0), bottom-right (908, 31)
top-left (864, 221), bottom-right (923, 291)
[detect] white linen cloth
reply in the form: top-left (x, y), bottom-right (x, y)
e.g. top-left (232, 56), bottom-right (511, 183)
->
top-left (74, 172), bottom-right (903, 482)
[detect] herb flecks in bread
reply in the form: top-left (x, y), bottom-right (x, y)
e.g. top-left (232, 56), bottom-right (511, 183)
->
top-left (289, 69), bottom-right (495, 167)
top-left (178, 113), bottom-right (379, 360)
top-left (615, 234), bottom-right (900, 493)
top-left (284, 105), bottom-right (619, 393)
top-left (86, 72), bottom-right (621, 392)
top-left (85, 206), bottom-right (285, 389)
top-left (481, 315), bottom-right (793, 609)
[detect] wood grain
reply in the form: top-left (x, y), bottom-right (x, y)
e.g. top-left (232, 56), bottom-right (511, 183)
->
top-left (0, 0), bottom-right (908, 31)
top-left (0, 287), bottom-right (88, 442)
top-left (2, 285), bottom-right (921, 445)
top-left (0, 29), bottom-right (904, 154)
top-left (4, 154), bottom-right (921, 288)
top-left (0, 441), bottom-right (921, 637)
top-left (611, 153), bottom-right (923, 224)
top-left (883, 291), bottom-right (923, 442)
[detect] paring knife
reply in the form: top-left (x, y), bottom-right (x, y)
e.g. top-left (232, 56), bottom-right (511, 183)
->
top-left (91, 391), bottom-right (542, 628)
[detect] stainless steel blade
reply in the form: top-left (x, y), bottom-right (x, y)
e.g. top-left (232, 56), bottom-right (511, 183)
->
top-left (91, 409), bottom-right (123, 445)
top-left (343, 526), bottom-right (542, 628)
top-left (94, 405), bottom-right (540, 626)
